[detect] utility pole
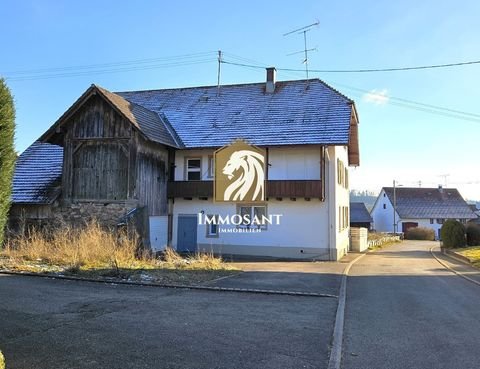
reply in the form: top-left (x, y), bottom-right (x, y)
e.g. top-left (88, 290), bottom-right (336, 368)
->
top-left (217, 50), bottom-right (222, 96)
top-left (393, 180), bottom-right (397, 235)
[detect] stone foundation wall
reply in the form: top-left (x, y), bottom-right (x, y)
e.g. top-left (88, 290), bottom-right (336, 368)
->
top-left (52, 202), bottom-right (134, 228)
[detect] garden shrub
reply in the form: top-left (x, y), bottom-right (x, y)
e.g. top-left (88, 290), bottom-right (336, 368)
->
top-left (440, 220), bottom-right (466, 248)
top-left (405, 227), bottom-right (435, 241)
top-left (466, 223), bottom-right (480, 246)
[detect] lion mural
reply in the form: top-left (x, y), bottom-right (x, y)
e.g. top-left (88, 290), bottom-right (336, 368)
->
top-left (222, 150), bottom-right (265, 201)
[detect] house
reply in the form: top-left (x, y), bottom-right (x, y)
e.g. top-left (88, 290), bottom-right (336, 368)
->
top-left (370, 186), bottom-right (477, 239)
top-left (9, 68), bottom-right (360, 260)
top-left (468, 204), bottom-right (480, 225)
top-left (350, 202), bottom-right (372, 229)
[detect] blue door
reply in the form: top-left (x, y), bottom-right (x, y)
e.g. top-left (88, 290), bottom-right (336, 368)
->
top-left (177, 215), bottom-right (198, 253)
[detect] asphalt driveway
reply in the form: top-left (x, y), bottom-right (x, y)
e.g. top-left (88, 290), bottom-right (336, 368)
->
top-left (209, 260), bottom-right (351, 296)
top-left (0, 266), bottom-right (340, 369)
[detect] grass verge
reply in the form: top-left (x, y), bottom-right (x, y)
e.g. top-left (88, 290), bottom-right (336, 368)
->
top-left (454, 246), bottom-right (480, 268)
top-left (1, 221), bottom-right (239, 285)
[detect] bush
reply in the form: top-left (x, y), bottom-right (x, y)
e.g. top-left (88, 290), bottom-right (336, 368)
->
top-left (466, 223), bottom-right (480, 246)
top-left (0, 350), bottom-right (4, 369)
top-left (440, 220), bottom-right (466, 248)
top-left (405, 227), bottom-right (435, 240)
top-left (0, 78), bottom-right (16, 246)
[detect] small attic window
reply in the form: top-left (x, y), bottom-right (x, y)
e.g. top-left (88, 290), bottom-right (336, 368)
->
top-left (199, 95), bottom-right (209, 102)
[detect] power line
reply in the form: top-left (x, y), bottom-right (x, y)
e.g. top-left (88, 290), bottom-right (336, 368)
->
top-left (220, 58), bottom-right (480, 124)
top-left (329, 82), bottom-right (480, 119)
top-left (5, 58), bottom-right (216, 81)
top-left (221, 59), bottom-right (480, 73)
top-left (3, 51), bottom-right (217, 75)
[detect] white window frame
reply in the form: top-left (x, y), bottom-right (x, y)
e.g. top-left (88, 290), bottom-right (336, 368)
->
top-left (205, 214), bottom-right (219, 238)
top-left (207, 156), bottom-right (214, 178)
top-left (185, 157), bottom-right (202, 181)
top-left (237, 204), bottom-right (268, 230)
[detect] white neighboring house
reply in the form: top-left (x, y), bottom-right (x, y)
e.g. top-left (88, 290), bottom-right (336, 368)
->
top-left (371, 186), bottom-right (477, 239)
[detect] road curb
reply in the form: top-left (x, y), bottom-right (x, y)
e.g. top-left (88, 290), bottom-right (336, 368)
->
top-left (430, 246), bottom-right (480, 287)
top-left (442, 248), bottom-right (472, 265)
top-left (327, 252), bottom-right (367, 369)
top-left (0, 269), bottom-right (338, 298)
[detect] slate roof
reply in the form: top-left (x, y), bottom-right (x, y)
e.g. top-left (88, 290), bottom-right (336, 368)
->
top-left (96, 86), bottom-right (182, 147)
top-left (350, 202), bottom-right (373, 223)
top-left (117, 79), bottom-right (354, 148)
top-left (12, 142), bottom-right (63, 204)
top-left (383, 187), bottom-right (477, 219)
top-left (15, 78), bottom-right (359, 204)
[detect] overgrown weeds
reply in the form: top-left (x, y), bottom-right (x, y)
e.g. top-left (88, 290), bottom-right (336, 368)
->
top-left (0, 221), bottom-right (236, 282)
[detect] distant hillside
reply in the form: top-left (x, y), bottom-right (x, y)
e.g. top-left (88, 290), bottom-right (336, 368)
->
top-left (350, 190), bottom-right (378, 211)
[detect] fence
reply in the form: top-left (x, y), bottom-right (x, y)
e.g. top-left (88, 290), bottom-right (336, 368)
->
top-left (367, 234), bottom-right (402, 248)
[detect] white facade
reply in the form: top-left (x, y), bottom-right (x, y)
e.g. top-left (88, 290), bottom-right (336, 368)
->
top-left (167, 145), bottom-right (351, 260)
top-left (371, 189), bottom-right (399, 233)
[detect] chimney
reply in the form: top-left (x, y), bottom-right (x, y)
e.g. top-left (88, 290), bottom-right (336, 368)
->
top-left (266, 67), bottom-right (276, 94)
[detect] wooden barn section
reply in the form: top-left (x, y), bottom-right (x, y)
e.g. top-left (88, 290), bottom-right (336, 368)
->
top-left (11, 85), bottom-right (180, 248)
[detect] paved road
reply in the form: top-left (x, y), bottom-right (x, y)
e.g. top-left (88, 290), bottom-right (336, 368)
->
top-left (343, 240), bottom-right (480, 369)
top-left (0, 269), bottom-right (339, 369)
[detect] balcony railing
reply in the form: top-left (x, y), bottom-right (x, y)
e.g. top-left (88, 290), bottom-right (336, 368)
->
top-left (167, 180), bottom-right (323, 199)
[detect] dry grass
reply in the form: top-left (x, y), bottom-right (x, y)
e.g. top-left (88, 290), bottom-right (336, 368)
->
top-left (455, 246), bottom-right (480, 268)
top-left (0, 221), bottom-right (237, 283)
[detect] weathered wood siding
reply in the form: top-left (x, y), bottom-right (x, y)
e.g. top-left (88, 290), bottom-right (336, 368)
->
top-left (71, 95), bottom-right (132, 138)
top-left (135, 137), bottom-right (169, 216)
top-left (61, 95), bottom-right (133, 201)
top-left (72, 142), bottom-right (129, 200)
top-left (9, 204), bottom-right (52, 219)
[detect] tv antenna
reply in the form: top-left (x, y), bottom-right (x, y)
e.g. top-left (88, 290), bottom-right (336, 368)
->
top-left (284, 20), bottom-right (319, 79)
top-left (438, 173), bottom-right (450, 187)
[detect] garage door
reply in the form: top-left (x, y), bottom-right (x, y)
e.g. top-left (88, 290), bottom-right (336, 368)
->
top-left (149, 216), bottom-right (168, 251)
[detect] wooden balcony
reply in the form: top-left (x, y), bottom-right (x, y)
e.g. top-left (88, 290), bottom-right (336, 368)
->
top-left (167, 181), bottom-right (213, 198)
top-left (267, 180), bottom-right (323, 199)
top-left (167, 180), bottom-right (324, 199)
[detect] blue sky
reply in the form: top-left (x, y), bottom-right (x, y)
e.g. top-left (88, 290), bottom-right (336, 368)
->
top-left (1, 0), bottom-right (479, 199)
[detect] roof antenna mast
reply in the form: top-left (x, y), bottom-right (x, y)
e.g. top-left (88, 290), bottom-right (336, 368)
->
top-left (284, 20), bottom-right (319, 79)
top-left (438, 173), bottom-right (450, 187)
top-left (217, 50), bottom-right (222, 96)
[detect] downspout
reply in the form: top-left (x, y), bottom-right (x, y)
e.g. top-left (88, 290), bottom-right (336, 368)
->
top-left (320, 146), bottom-right (326, 201)
top-left (325, 148), bottom-right (336, 261)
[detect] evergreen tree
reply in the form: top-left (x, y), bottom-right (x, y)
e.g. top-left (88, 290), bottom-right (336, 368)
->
top-left (0, 78), bottom-right (16, 245)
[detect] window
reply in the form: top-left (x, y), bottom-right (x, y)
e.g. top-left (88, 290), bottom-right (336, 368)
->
top-left (237, 205), bottom-right (268, 230)
top-left (383, 204), bottom-right (386, 209)
top-left (186, 158), bottom-right (201, 180)
top-left (207, 156), bottom-right (214, 178)
top-left (337, 159), bottom-right (348, 189)
top-left (430, 219), bottom-right (434, 224)
top-left (205, 214), bottom-right (219, 238)
top-left (338, 206), bottom-right (349, 232)
top-left (436, 218), bottom-right (444, 224)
